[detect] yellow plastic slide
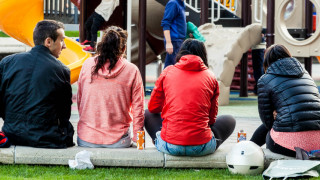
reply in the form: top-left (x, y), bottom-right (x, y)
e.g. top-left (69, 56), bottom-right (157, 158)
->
top-left (0, 0), bottom-right (91, 84)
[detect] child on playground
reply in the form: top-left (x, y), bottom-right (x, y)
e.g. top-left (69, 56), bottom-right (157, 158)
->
top-left (81, 0), bottom-right (119, 52)
top-left (144, 39), bottom-right (236, 156)
top-left (250, 44), bottom-right (320, 157)
top-left (77, 26), bottom-right (144, 148)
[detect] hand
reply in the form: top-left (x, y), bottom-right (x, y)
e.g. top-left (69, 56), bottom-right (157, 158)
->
top-left (189, 33), bottom-right (194, 38)
top-left (166, 42), bottom-right (173, 54)
top-left (273, 111), bottom-right (277, 119)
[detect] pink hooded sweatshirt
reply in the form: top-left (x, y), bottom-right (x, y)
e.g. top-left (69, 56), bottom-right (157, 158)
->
top-left (77, 57), bottom-right (144, 144)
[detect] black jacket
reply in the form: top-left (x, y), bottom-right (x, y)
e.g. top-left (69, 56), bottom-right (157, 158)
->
top-left (0, 45), bottom-right (74, 148)
top-left (258, 57), bottom-right (320, 132)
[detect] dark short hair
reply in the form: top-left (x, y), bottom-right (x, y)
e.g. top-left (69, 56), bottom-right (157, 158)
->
top-left (263, 44), bottom-right (292, 71)
top-left (33, 20), bottom-right (64, 45)
top-left (175, 39), bottom-right (208, 67)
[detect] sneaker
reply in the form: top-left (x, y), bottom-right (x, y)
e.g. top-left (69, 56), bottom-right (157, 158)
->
top-left (83, 46), bottom-right (95, 53)
top-left (80, 40), bottom-right (91, 46)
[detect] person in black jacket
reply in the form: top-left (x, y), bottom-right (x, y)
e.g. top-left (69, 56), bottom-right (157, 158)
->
top-left (250, 44), bottom-right (320, 157)
top-left (0, 20), bottom-right (74, 148)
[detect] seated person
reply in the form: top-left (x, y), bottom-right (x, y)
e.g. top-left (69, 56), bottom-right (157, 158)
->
top-left (0, 20), bottom-right (74, 148)
top-left (77, 26), bottom-right (144, 148)
top-left (250, 44), bottom-right (320, 157)
top-left (145, 39), bottom-right (236, 156)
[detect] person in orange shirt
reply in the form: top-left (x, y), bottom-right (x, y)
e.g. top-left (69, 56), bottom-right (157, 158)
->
top-left (77, 26), bottom-right (144, 148)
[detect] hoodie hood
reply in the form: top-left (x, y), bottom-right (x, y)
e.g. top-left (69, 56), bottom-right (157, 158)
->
top-left (174, 55), bottom-right (208, 71)
top-left (97, 57), bottom-right (127, 79)
top-left (266, 57), bottom-right (305, 78)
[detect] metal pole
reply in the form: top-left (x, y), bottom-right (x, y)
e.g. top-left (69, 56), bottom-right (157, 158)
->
top-left (200, 0), bottom-right (209, 25)
top-left (139, 0), bottom-right (146, 91)
top-left (305, 0), bottom-right (313, 75)
top-left (127, 0), bottom-right (132, 62)
top-left (266, 0), bottom-right (275, 47)
top-left (240, 0), bottom-right (249, 97)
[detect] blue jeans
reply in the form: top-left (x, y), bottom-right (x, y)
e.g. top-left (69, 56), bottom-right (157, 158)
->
top-left (164, 39), bottom-right (184, 68)
top-left (155, 131), bottom-right (217, 156)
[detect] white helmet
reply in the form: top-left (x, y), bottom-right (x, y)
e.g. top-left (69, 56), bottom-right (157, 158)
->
top-left (226, 141), bottom-right (265, 175)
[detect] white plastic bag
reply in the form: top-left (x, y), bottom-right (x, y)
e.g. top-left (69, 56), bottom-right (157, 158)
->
top-left (263, 160), bottom-right (320, 179)
top-left (68, 150), bottom-right (94, 170)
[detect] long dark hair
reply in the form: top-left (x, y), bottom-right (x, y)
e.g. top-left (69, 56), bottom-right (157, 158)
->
top-left (175, 39), bottom-right (208, 67)
top-left (91, 26), bottom-right (127, 80)
top-left (263, 44), bottom-right (291, 71)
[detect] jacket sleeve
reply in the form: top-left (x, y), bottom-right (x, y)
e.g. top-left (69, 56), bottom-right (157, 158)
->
top-left (131, 69), bottom-right (145, 143)
top-left (57, 67), bottom-right (73, 125)
top-left (148, 68), bottom-right (169, 113)
top-left (257, 79), bottom-right (274, 130)
top-left (161, 1), bottom-right (178, 30)
top-left (209, 79), bottom-right (219, 125)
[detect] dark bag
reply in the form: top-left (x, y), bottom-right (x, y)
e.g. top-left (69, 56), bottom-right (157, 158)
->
top-left (0, 131), bottom-right (11, 148)
top-left (295, 147), bottom-right (320, 160)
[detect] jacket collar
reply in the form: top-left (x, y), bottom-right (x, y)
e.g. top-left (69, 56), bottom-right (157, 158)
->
top-left (266, 57), bottom-right (306, 78)
top-left (174, 55), bottom-right (208, 71)
top-left (32, 45), bottom-right (51, 54)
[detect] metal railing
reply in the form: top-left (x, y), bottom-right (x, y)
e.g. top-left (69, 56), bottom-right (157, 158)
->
top-left (44, 0), bottom-right (79, 23)
top-left (185, 0), bottom-right (238, 23)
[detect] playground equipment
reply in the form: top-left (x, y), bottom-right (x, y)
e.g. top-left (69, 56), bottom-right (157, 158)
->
top-left (0, 0), bottom-right (316, 105)
top-left (275, 0), bottom-right (320, 58)
top-left (0, 0), bottom-right (262, 105)
top-left (0, 0), bottom-right (90, 84)
top-left (198, 23), bottom-right (262, 105)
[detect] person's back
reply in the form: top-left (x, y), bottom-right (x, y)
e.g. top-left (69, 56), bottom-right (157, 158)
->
top-left (251, 44), bottom-right (320, 157)
top-left (153, 55), bottom-right (218, 145)
top-left (145, 39), bottom-right (236, 156)
top-left (0, 20), bottom-right (74, 148)
top-left (77, 26), bottom-right (144, 148)
top-left (258, 57), bottom-right (320, 131)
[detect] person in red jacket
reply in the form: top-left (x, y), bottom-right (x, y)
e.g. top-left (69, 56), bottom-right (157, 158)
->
top-left (145, 39), bottom-right (236, 156)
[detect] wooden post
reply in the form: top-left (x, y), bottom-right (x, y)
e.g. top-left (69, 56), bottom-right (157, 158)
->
top-left (304, 0), bottom-right (313, 75)
top-left (200, 0), bottom-right (209, 25)
top-left (266, 0), bottom-right (275, 47)
top-left (139, 0), bottom-right (146, 91)
top-left (239, 0), bottom-right (250, 97)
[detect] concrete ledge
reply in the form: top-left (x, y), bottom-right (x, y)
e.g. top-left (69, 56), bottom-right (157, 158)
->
top-left (164, 148), bottom-right (228, 168)
top-left (0, 146), bottom-right (14, 164)
top-left (263, 149), bottom-right (295, 167)
top-left (15, 146), bottom-right (164, 167)
top-left (7, 145), bottom-right (295, 168)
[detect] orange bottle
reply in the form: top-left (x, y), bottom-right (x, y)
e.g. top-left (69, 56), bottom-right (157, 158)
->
top-left (137, 130), bottom-right (145, 150)
top-left (237, 129), bottom-right (247, 143)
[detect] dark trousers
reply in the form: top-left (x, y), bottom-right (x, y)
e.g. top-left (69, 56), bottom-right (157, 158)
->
top-left (164, 39), bottom-right (184, 69)
top-left (85, 12), bottom-right (105, 48)
top-left (250, 124), bottom-right (296, 157)
top-left (144, 110), bottom-right (236, 149)
top-left (251, 49), bottom-right (264, 94)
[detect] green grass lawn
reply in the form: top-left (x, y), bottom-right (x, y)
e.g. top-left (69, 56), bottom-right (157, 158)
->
top-left (0, 165), bottom-right (264, 180)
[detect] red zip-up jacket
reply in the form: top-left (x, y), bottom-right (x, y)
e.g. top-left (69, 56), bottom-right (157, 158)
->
top-left (148, 55), bottom-right (219, 145)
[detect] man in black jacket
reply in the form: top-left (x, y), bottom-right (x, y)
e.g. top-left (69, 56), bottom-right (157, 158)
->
top-left (0, 20), bottom-right (74, 148)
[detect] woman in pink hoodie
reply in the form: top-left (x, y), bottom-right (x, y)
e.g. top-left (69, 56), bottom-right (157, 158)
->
top-left (77, 26), bottom-right (144, 148)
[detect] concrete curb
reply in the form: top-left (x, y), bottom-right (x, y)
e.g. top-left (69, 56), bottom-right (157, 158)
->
top-left (0, 145), bottom-right (294, 168)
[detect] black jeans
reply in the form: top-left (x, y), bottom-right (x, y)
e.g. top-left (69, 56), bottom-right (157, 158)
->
top-left (250, 124), bottom-right (296, 157)
top-left (144, 110), bottom-right (236, 149)
top-left (251, 49), bottom-right (264, 94)
top-left (85, 12), bottom-right (105, 48)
